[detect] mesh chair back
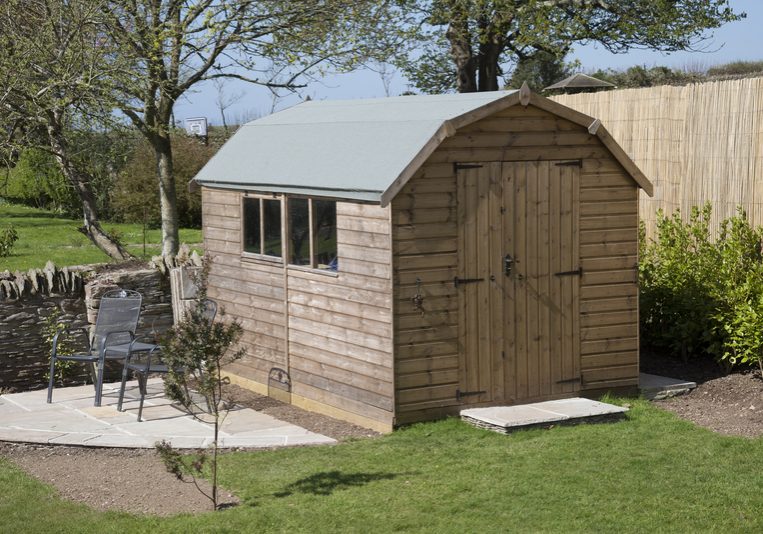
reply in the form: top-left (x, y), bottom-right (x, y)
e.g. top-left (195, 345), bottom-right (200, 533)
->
top-left (200, 299), bottom-right (217, 323)
top-left (92, 289), bottom-right (142, 354)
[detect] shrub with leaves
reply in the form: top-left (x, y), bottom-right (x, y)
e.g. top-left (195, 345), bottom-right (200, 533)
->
top-left (0, 224), bottom-right (18, 257)
top-left (640, 204), bottom-right (763, 370)
top-left (156, 256), bottom-right (245, 510)
top-left (43, 309), bottom-right (81, 384)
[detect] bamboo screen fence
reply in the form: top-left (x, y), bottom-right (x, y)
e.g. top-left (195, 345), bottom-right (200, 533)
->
top-left (552, 77), bottom-right (763, 236)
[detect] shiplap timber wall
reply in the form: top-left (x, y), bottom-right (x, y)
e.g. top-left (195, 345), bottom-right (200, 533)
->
top-left (202, 189), bottom-right (395, 431)
top-left (286, 202), bottom-right (395, 430)
top-left (392, 104), bottom-right (640, 423)
top-left (202, 188), bottom-right (288, 384)
top-left (552, 77), bottom-right (763, 236)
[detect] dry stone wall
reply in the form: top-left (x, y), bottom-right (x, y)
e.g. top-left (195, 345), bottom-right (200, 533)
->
top-left (0, 262), bottom-right (176, 393)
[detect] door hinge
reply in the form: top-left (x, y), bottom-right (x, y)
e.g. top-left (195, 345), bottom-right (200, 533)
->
top-left (556, 377), bottom-right (582, 384)
top-left (454, 276), bottom-right (485, 288)
top-left (555, 160), bottom-right (582, 167)
top-left (555, 268), bottom-right (583, 277)
top-left (456, 389), bottom-right (486, 401)
top-left (454, 163), bottom-right (484, 171)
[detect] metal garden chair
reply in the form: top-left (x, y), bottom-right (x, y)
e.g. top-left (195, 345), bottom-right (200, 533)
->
top-left (117, 298), bottom-right (217, 421)
top-left (47, 289), bottom-right (152, 407)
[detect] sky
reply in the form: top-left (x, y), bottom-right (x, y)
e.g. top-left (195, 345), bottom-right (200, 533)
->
top-left (174, 0), bottom-right (763, 126)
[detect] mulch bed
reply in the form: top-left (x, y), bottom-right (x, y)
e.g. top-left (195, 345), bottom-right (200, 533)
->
top-left (642, 351), bottom-right (763, 438)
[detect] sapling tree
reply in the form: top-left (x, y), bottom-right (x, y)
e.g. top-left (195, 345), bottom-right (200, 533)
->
top-left (156, 257), bottom-right (245, 510)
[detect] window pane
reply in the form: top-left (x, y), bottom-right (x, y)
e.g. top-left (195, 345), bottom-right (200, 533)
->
top-left (242, 198), bottom-right (261, 254)
top-left (288, 198), bottom-right (311, 266)
top-left (263, 199), bottom-right (282, 257)
top-left (313, 200), bottom-right (337, 271)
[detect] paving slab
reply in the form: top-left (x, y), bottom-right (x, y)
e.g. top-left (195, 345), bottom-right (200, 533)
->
top-left (461, 398), bottom-right (628, 434)
top-left (639, 373), bottom-right (697, 400)
top-left (0, 379), bottom-right (335, 449)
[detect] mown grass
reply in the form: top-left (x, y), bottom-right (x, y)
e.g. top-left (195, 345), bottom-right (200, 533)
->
top-left (0, 203), bottom-right (202, 271)
top-left (1, 400), bottom-right (762, 533)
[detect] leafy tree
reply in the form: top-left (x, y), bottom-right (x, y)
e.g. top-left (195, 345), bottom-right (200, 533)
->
top-left (397, 0), bottom-right (744, 93)
top-left (506, 51), bottom-right (579, 91)
top-left (0, 0), bottom-right (133, 260)
top-left (157, 258), bottom-right (245, 511)
top-left (112, 133), bottom-right (221, 233)
top-left (100, 0), bottom-right (407, 257)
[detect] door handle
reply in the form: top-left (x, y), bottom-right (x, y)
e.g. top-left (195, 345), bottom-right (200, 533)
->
top-left (504, 254), bottom-right (514, 276)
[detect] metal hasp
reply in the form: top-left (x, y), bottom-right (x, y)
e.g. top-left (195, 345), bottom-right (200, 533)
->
top-left (554, 268), bottom-right (582, 277)
top-left (454, 276), bottom-right (484, 288)
top-left (503, 254), bottom-right (514, 276)
top-left (456, 389), bottom-right (486, 401)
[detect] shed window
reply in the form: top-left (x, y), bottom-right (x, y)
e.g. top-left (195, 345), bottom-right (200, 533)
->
top-left (243, 196), bottom-right (282, 259)
top-left (288, 198), bottom-right (337, 271)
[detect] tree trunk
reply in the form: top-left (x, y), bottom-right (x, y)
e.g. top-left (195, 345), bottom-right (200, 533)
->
top-left (154, 133), bottom-right (180, 256)
top-left (446, 18), bottom-right (477, 93)
top-left (478, 41), bottom-right (503, 91)
top-left (46, 112), bottom-right (133, 261)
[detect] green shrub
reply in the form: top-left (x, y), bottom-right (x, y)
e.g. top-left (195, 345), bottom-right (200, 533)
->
top-left (0, 223), bottom-right (18, 257)
top-left (2, 148), bottom-right (80, 216)
top-left (707, 60), bottom-right (763, 78)
top-left (640, 204), bottom-right (763, 371)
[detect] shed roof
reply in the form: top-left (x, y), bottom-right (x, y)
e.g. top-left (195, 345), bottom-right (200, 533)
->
top-left (193, 88), bottom-right (652, 203)
top-left (544, 73), bottom-right (615, 91)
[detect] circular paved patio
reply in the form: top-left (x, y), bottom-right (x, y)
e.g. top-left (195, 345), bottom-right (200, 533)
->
top-left (0, 379), bottom-right (335, 449)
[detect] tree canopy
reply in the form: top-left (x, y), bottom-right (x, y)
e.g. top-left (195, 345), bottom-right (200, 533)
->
top-left (397, 0), bottom-right (745, 93)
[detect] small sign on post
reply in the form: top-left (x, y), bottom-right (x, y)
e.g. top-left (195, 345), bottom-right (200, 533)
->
top-left (184, 117), bottom-right (208, 144)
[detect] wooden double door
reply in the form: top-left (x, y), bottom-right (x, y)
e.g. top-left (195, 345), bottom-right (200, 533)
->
top-left (456, 160), bottom-right (581, 405)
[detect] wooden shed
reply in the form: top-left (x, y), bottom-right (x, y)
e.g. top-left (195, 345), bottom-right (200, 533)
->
top-left (192, 87), bottom-right (653, 432)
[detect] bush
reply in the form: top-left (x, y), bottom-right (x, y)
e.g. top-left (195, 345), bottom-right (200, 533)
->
top-left (707, 60), bottom-right (763, 78)
top-left (2, 149), bottom-right (80, 216)
top-left (640, 204), bottom-right (763, 371)
top-left (591, 65), bottom-right (703, 89)
top-left (0, 223), bottom-right (18, 257)
top-left (112, 132), bottom-right (224, 229)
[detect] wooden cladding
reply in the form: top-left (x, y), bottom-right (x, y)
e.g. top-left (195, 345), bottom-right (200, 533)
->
top-left (393, 104), bottom-right (640, 423)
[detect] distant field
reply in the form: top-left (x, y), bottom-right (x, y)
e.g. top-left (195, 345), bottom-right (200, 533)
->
top-left (0, 203), bottom-right (202, 272)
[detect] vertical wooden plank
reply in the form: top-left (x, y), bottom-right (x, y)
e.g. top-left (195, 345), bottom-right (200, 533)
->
top-left (514, 162), bottom-right (528, 400)
top-left (476, 166), bottom-right (491, 403)
top-left (456, 170), bottom-right (469, 400)
top-left (560, 165), bottom-right (574, 394)
top-left (526, 161), bottom-right (540, 399)
top-left (570, 165), bottom-right (581, 395)
top-left (488, 162), bottom-right (505, 401)
top-left (465, 169), bottom-right (480, 396)
top-left (502, 162), bottom-right (517, 402)
top-left (537, 162), bottom-right (551, 397)
top-left (549, 163), bottom-right (563, 391)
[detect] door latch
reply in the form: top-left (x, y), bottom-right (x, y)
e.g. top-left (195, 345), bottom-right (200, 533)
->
top-left (504, 254), bottom-right (514, 276)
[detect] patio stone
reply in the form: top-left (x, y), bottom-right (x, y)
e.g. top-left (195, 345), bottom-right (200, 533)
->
top-left (0, 379), bottom-right (336, 449)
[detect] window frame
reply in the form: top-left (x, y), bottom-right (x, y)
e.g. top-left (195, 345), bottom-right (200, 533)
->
top-left (240, 193), bottom-right (284, 263)
top-left (286, 195), bottom-right (338, 274)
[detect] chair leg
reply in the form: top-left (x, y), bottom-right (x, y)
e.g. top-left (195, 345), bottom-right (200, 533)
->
top-left (117, 363), bottom-right (130, 412)
top-left (137, 372), bottom-right (147, 422)
top-left (47, 356), bottom-right (57, 403)
top-left (94, 361), bottom-right (105, 407)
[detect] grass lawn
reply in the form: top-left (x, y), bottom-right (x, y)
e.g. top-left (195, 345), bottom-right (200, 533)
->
top-left (0, 203), bottom-right (202, 272)
top-left (1, 399), bottom-right (762, 533)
